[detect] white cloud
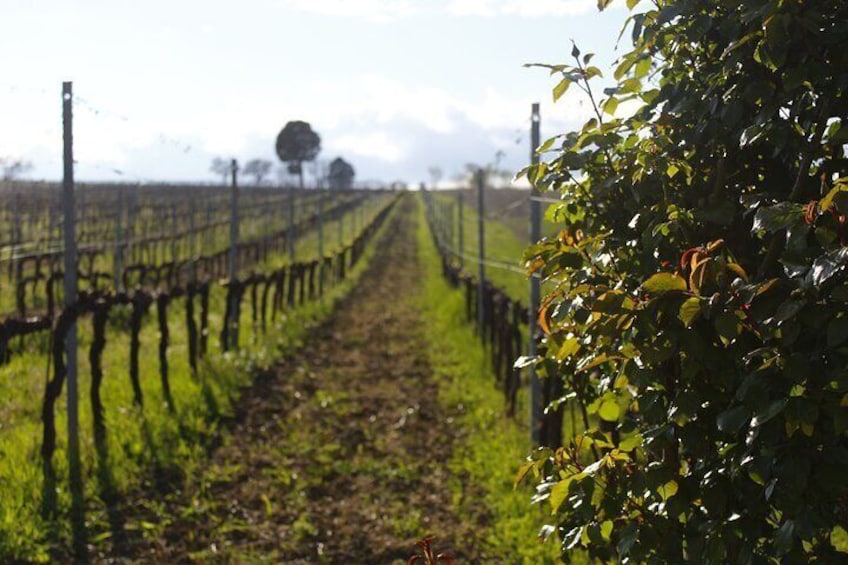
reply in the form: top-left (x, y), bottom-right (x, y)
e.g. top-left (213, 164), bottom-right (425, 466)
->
top-left (456, 87), bottom-right (530, 131)
top-left (280, 0), bottom-right (420, 22)
top-left (357, 74), bottom-right (457, 133)
top-left (331, 131), bottom-right (407, 162)
top-left (446, 0), bottom-right (491, 16)
top-left (447, 0), bottom-right (598, 18)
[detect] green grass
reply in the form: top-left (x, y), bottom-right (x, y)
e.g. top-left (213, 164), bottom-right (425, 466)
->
top-left (414, 194), bottom-right (569, 564)
top-left (0, 196), bottom-right (397, 562)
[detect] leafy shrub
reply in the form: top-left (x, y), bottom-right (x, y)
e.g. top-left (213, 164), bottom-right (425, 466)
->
top-left (520, 0), bottom-right (848, 562)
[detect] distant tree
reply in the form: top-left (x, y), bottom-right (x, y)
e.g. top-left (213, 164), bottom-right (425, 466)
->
top-left (242, 159), bottom-right (272, 185)
top-left (1, 157), bottom-right (32, 180)
top-left (328, 157), bottom-right (355, 190)
top-left (275, 121), bottom-right (321, 189)
top-left (210, 157), bottom-right (230, 184)
top-left (453, 161), bottom-right (512, 188)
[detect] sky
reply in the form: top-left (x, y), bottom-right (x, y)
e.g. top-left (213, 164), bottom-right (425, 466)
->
top-left (0, 0), bottom-right (632, 187)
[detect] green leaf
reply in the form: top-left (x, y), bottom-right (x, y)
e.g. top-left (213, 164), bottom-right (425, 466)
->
top-left (831, 525), bottom-right (848, 553)
top-left (556, 337), bottom-right (581, 361)
top-left (679, 297), bottom-right (702, 327)
top-left (584, 66), bottom-right (603, 79)
top-left (666, 163), bottom-right (680, 179)
top-left (620, 77), bottom-right (642, 93)
top-left (657, 480), bottom-right (678, 501)
top-left (599, 399), bottom-right (621, 422)
top-left (714, 311), bottom-right (741, 342)
top-left (752, 202), bottom-right (803, 234)
top-left (750, 398), bottom-right (787, 427)
top-left (626, 0), bottom-right (641, 8)
top-left (811, 248), bottom-right (848, 287)
top-left (820, 182), bottom-right (848, 211)
top-left (619, 433), bottom-right (643, 452)
top-left (597, 0), bottom-right (614, 11)
top-left (634, 56), bottom-right (651, 79)
top-left (536, 136), bottom-right (559, 154)
top-left (514, 461), bottom-right (535, 488)
top-left (717, 405), bottom-right (750, 434)
top-left (614, 54), bottom-right (637, 81)
top-left (577, 353), bottom-right (616, 373)
top-left (642, 272), bottom-right (687, 293)
top-left (602, 96), bottom-right (619, 116)
top-left (617, 523), bottom-right (638, 556)
top-left (553, 77), bottom-right (571, 103)
top-left (550, 477), bottom-right (574, 513)
top-left (600, 520), bottom-right (614, 542)
top-left (774, 520), bottom-right (795, 555)
top-left (774, 298), bottom-right (806, 323)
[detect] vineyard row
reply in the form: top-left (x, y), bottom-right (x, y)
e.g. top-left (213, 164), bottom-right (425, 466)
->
top-left (1, 190), bottom-right (382, 322)
top-left (38, 193), bottom-right (398, 485)
top-left (421, 189), bottom-right (563, 444)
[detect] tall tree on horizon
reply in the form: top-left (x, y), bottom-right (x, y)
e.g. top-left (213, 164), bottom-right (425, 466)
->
top-left (275, 121), bottom-right (321, 189)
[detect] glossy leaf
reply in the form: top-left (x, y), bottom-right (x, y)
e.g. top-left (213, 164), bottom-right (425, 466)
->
top-left (598, 400), bottom-right (621, 422)
top-left (752, 203), bottom-right (803, 234)
top-left (553, 77), bottom-right (571, 103)
top-left (642, 272), bottom-right (687, 293)
top-left (717, 406), bottom-right (750, 434)
top-left (678, 297), bottom-right (701, 327)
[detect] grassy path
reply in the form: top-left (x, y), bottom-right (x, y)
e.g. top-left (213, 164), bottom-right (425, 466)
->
top-left (100, 196), bottom-right (479, 563)
top-left (89, 194), bottom-right (562, 564)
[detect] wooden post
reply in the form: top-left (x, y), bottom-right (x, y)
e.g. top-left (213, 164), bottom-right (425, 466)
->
top-left (353, 195), bottom-right (359, 233)
top-left (288, 185), bottom-right (295, 261)
top-left (448, 200), bottom-right (455, 255)
top-left (189, 193), bottom-right (196, 281)
top-left (229, 159), bottom-right (239, 347)
top-left (170, 205), bottom-right (178, 262)
top-left (114, 185), bottom-right (124, 291)
top-left (128, 183), bottom-right (138, 264)
top-left (204, 194), bottom-right (212, 257)
top-left (318, 190), bottom-right (324, 258)
top-left (338, 193), bottom-right (344, 246)
top-left (476, 169), bottom-right (486, 342)
top-left (529, 102), bottom-right (543, 445)
top-left (457, 188), bottom-right (464, 269)
top-left (13, 191), bottom-right (21, 246)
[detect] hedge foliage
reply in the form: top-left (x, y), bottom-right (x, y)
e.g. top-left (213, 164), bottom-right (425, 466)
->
top-left (519, 1), bottom-right (848, 562)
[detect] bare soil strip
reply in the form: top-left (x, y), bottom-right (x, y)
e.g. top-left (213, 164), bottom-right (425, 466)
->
top-left (104, 197), bottom-right (479, 563)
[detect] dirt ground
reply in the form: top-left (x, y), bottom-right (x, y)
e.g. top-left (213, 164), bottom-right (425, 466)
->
top-left (99, 198), bottom-right (484, 563)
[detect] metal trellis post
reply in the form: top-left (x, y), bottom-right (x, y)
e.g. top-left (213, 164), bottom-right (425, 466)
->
top-left (529, 102), bottom-right (543, 445)
top-left (62, 79), bottom-right (85, 553)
